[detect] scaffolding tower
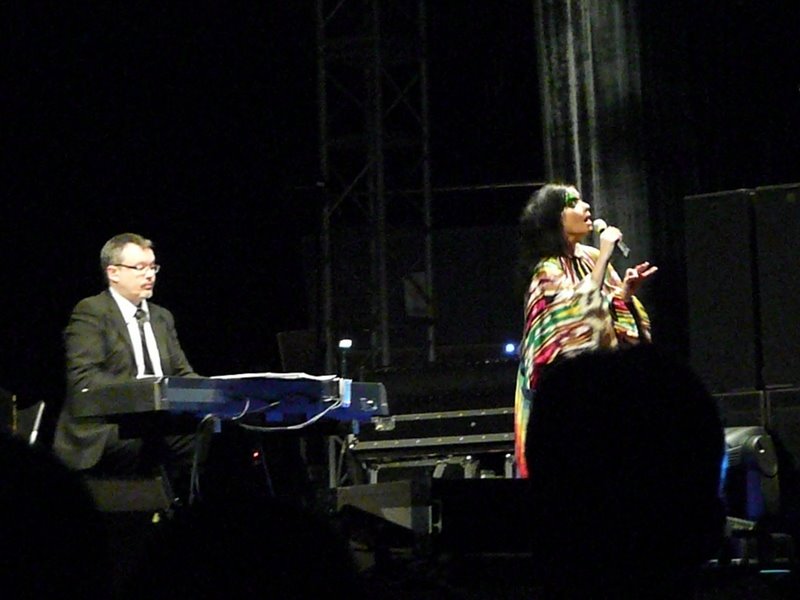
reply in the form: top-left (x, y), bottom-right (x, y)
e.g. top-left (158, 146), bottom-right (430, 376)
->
top-left (315, 0), bottom-right (434, 374)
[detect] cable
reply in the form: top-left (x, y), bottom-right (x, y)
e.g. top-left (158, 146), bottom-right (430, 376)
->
top-left (188, 414), bottom-right (218, 506)
top-left (235, 398), bottom-right (344, 432)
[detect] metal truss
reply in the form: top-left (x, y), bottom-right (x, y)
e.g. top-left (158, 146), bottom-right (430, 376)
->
top-left (316, 0), bottom-right (434, 373)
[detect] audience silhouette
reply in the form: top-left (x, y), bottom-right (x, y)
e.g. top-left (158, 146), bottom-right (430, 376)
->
top-left (525, 344), bottom-right (726, 598)
top-left (0, 431), bottom-right (113, 598)
top-left (7, 341), bottom-right (799, 599)
top-left (116, 494), bottom-right (365, 600)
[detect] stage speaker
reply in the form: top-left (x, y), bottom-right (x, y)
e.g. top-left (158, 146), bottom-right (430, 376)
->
top-left (753, 184), bottom-right (800, 388)
top-left (432, 478), bottom-right (532, 554)
top-left (684, 189), bottom-right (759, 393)
top-left (684, 183), bottom-right (800, 393)
top-left (766, 387), bottom-right (800, 472)
top-left (714, 390), bottom-right (765, 429)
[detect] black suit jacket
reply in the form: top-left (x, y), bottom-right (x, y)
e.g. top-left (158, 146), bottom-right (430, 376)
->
top-left (53, 290), bottom-right (197, 470)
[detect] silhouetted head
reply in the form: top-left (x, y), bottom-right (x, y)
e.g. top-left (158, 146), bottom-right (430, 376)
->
top-left (0, 432), bottom-right (112, 598)
top-left (526, 345), bottom-right (725, 597)
top-left (121, 496), bottom-right (363, 599)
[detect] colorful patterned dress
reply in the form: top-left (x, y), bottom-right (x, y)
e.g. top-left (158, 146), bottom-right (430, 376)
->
top-left (515, 243), bottom-right (651, 478)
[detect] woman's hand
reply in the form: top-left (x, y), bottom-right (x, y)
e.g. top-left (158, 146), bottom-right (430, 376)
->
top-left (622, 261), bottom-right (658, 301)
top-left (592, 226), bottom-right (623, 287)
top-left (599, 226), bottom-right (623, 257)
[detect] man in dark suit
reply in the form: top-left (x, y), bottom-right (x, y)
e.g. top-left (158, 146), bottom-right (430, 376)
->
top-left (53, 233), bottom-right (197, 478)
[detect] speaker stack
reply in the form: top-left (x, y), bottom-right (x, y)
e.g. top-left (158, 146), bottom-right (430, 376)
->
top-left (684, 183), bottom-right (800, 467)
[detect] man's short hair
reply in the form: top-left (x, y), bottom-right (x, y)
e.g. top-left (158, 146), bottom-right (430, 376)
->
top-left (99, 233), bottom-right (153, 280)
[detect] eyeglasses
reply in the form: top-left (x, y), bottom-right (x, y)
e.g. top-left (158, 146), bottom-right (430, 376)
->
top-left (114, 263), bottom-right (161, 274)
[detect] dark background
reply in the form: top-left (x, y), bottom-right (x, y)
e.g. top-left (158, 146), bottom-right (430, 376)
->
top-left (3, 2), bottom-right (799, 433)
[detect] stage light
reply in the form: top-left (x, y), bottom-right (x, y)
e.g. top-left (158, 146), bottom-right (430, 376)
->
top-left (721, 426), bottom-right (780, 522)
top-left (338, 338), bottom-right (353, 377)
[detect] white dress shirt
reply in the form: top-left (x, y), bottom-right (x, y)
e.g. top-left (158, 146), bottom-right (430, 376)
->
top-left (109, 288), bottom-right (164, 378)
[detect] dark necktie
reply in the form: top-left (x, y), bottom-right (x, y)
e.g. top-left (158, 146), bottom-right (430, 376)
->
top-left (135, 307), bottom-right (155, 375)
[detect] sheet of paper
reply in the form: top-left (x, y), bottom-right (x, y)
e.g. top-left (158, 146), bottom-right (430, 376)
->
top-left (210, 372), bottom-right (337, 381)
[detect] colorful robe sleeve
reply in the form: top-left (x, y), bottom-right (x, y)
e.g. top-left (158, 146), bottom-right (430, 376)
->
top-left (520, 255), bottom-right (615, 387)
top-left (598, 259), bottom-right (652, 344)
top-left (514, 246), bottom-right (651, 478)
top-left (515, 256), bottom-right (607, 477)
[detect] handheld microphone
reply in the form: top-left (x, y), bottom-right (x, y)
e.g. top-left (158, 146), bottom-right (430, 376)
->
top-left (592, 219), bottom-right (630, 258)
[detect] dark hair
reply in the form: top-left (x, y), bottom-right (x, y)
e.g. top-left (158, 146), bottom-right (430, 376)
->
top-left (517, 183), bottom-right (573, 294)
